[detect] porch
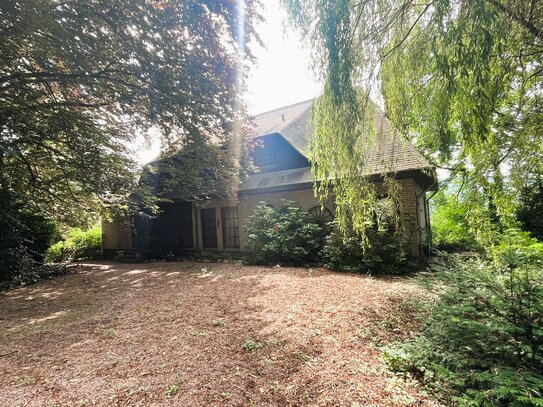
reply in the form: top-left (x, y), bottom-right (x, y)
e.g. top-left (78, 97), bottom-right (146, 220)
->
top-left (132, 199), bottom-right (241, 258)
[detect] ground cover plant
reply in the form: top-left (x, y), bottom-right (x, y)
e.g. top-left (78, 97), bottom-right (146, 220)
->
top-left (383, 243), bottom-right (543, 406)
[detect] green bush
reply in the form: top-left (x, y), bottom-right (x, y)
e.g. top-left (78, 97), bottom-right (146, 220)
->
top-left (320, 227), bottom-right (415, 275)
top-left (517, 180), bottom-right (543, 241)
top-left (384, 252), bottom-right (543, 406)
top-left (431, 191), bottom-right (481, 252)
top-left (0, 187), bottom-right (57, 285)
top-left (46, 226), bottom-right (102, 263)
top-left (246, 201), bottom-right (326, 265)
top-left (491, 228), bottom-right (543, 267)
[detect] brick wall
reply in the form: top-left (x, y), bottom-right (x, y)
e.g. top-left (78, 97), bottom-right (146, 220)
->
top-left (238, 177), bottom-right (422, 257)
top-left (395, 178), bottom-right (421, 256)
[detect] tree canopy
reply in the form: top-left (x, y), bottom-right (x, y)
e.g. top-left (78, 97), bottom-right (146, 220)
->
top-left (0, 0), bottom-right (261, 278)
top-left (0, 0), bottom-right (261, 224)
top-left (282, 0), bottom-right (542, 244)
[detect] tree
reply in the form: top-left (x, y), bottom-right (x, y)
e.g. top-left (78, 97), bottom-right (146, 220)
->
top-left (517, 179), bottom-right (543, 241)
top-left (0, 0), bottom-right (261, 277)
top-left (282, 0), bottom-right (543, 244)
top-left (0, 0), bottom-right (261, 224)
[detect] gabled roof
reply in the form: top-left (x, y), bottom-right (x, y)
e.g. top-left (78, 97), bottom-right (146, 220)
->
top-left (253, 99), bottom-right (314, 154)
top-left (250, 98), bottom-right (432, 175)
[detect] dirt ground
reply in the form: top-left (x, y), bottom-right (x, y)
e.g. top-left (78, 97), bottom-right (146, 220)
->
top-left (0, 261), bottom-right (438, 406)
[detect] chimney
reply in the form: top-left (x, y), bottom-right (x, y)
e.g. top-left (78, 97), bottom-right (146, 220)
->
top-left (281, 114), bottom-right (285, 122)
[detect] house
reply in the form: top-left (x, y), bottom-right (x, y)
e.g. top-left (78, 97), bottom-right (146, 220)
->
top-left (102, 99), bottom-right (438, 260)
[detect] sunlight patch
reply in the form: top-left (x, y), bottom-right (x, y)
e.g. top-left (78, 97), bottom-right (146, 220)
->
top-left (28, 310), bottom-right (69, 325)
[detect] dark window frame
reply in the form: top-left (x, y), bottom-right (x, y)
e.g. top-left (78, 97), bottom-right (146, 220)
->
top-left (221, 206), bottom-right (240, 249)
top-left (201, 208), bottom-right (218, 249)
top-left (254, 143), bottom-right (276, 168)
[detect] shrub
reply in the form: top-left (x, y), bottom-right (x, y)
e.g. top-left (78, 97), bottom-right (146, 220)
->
top-left (431, 191), bottom-right (480, 252)
top-left (517, 180), bottom-right (543, 241)
top-left (246, 201), bottom-right (326, 265)
top-left (491, 228), bottom-right (543, 266)
top-left (384, 253), bottom-right (543, 406)
top-left (0, 187), bottom-right (57, 285)
top-left (320, 227), bottom-right (416, 275)
top-left (46, 226), bottom-right (102, 263)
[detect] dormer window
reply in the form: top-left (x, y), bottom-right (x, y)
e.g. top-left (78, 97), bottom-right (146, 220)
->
top-left (254, 143), bottom-right (276, 168)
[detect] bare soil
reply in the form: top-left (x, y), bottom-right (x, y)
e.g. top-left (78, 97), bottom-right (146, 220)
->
top-left (0, 261), bottom-right (438, 406)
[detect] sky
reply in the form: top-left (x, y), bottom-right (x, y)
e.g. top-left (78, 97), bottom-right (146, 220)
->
top-left (244, 1), bottom-right (321, 115)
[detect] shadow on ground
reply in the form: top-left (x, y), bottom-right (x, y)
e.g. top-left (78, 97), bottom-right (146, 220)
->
top-left (0, 261), bottom-right (437, 406)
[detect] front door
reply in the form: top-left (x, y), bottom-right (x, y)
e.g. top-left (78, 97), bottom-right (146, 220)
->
top-left (201, 208), bottom-right (218, 249)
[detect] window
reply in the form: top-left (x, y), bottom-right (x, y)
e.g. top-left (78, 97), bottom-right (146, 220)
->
top-left (201, 208), bottom-right (218, 249)
top-left (254, 143), bottom-right (276, 168)
top-left (373, 197), bottom-right (399, 232)
top-left (221, 206), bottom-right (240, 249)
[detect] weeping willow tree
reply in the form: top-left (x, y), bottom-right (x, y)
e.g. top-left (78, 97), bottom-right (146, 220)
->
top-left (283, 0), bottom-right (543, 245)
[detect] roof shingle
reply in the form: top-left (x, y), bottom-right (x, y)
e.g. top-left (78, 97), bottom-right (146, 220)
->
top-left (251, 98), bottom-right (431, 172)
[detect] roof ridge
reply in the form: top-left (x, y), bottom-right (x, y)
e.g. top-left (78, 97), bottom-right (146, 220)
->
top-left (252, 98), bottom-right (314, 118)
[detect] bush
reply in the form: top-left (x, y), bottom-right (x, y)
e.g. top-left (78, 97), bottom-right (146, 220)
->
top-left (431, 191), bottom-right (481, 252)
top-left (320, 227), bottom-right (416, 275)
top-left (491, 228), bottom-right (543, 266)
top-left (246, 201), bottom-right (326, 265)
top-left (0, 187), bottom-right (57, 285)
top-left (384, 252), bottom-right (543, 406)
top-left (46, 226), bottom-right (102, 263)
top-left (517, 180), bottom-right (543, 241)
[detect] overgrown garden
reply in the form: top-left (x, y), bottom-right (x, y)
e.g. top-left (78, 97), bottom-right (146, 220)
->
top-left (1, 0), bottom-right (542, 404)
top-left (279, 0), bottom-right (543, 403)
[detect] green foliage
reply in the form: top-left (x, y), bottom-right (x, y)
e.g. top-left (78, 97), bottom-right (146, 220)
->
top-left (384, 253), bottom-right (543, 405)
top-left (320, 227), bottom-right (415, 275)
top-left (379, 0), bottom-right (542, 240)
top-left (282, 0), bottom-right (406, 245)
top-left (431, 191), bottom-right (481, 252)
top-left (242, 339), bottom-right (263, 353)
top-left (517, 181), bottom-right (543, 241)
top-left (491, 229), bottom-right (543, 267)
top-left (46, 226), bottom-right (102, 263)
top-left (165, 384), bottom-right (179, 397)
top-left (142, 137), bottom-right (243, 203)
top-left (283, 0), bottom-right (543, 244)
top-left (246, 201), bottom-right (326, 265)
top-left (0, 186), bottom-right (57, 285)
top-left (1, 0), bottom-right (260, 225)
